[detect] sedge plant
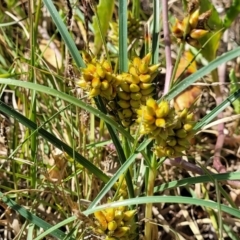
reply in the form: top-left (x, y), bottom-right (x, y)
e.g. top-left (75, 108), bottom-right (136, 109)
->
top-left (0, 0), bottom-right (240, 239)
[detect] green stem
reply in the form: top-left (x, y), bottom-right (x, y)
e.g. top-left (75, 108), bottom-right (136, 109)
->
top-left (145, 156), bottom-right (157, 239)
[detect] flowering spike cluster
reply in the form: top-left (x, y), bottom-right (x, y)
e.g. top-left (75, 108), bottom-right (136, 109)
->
top-left (172, 0), bottom-right (211, 48)
top-left (109, 12), bottom-right (143, 45)
top-left (117, 53), bottom-right (160, 127)
top-left (136, 98), bottom-right (196, 157)
top-left (77, 57), bottom-right (121, 100)
top-left (93, 198), bottom-right (137, 240)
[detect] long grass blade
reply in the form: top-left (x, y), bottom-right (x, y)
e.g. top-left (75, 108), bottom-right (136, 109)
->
top-left (43, 0), bottom-right (85, 68)
top-left (165, 46), bottom-right (240, 101)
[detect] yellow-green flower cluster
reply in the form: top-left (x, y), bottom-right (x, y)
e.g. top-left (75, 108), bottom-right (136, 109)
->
top-left (116, 53), bottom-right (160, 127)
top-left (109, 12), bottom-right (143, 45)
top-left (77, 59), bottom-right (121, 100)
top-left (172, 0), bottom-right (211, 48)
top-left (94, 200), bottom-right (137, 240)
top-left (136, 98), bottom-right (195, 157)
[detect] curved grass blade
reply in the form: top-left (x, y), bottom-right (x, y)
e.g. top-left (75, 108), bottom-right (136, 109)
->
top-left (0, 191), bottom-right (71, 239)
top-left (87, 139), bottom-right (150, 209)
top-left (0, 100), bottom-right (109, 183)
top-left (153, 171), bottom-right (240, 193)
top-left (195, 89), bottom-right (240, 130)
top-left (43, 0), bottom-right (85, 68)
top-left (84, 196), bottom-right (240, 219)
top-left (165, 46), bottom-right (240, 101)
top-left (0, 79), bottom-right (133, 140)
top-left (95, 97), bottom-right (135, 198)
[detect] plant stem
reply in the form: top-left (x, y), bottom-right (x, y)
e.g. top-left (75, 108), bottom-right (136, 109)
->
top-left (145, 157), bottom-right (157, 239)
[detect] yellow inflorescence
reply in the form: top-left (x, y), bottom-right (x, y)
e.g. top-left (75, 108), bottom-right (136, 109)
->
top-left (93, 199), bottom-right (137, 240)
top-left (77, 58), bottom-right (121, 100)
top-left (136, 98), bottom-right (196, 157)
top-left (172, 0), bottom-right (211, 48)
top-left (109, 12), bottom-right (143, 46)
top-left (117, 53), bottom-right (160, 127)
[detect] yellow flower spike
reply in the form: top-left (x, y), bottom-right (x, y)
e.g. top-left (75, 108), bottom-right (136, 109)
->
top-left (141, 52), bottom-right (152, 66)
top-left (140, 95), bottom-right (148, 103)
top-left (176, 129), bottom-right (188, 138)
top-left (123, 210), bottom-right (137, 221)
top-left (129, 65), bottom-right (139, 76)
top-left (133, 57), bottom-right (141, 68)
top-left (136, 108), bottom-right (143, 116)
top-left (102, 86), bottom-right (114, 100)
top-left (108, 220), bottom-right (118, 231)
top-left (130, 99), bottom-right (141, 109)
top-left (89, 88), bottom-right (101, 98)
top-left (155, 118), bottom-right (166, 128)
top-left (105, 72), bottom-right (113, 82)
top-left (116, 220), bottom-right (124, 228)
top-left (141, 86), bottom-right (155, 96)
top-left (118, 111), bottom-right (125, 120)
top-left (179, 108), bottom-right (189, 119)
top-left (156, 100), bottom-right (170, 118)
top-left (100, 80), bottom-right (109, 90)
top-left (177, 138), bottom-right (190, 147)
top-left (186, 37), bottom-right (200, 48)
top-left (130, 92), bottom-right (142, 100)
top-left (106, 237), bottom-right (117, 240)
top-left (81, 51), bottom-right (92, 63)
top-left (189, 8), bottom-right (200, 29)
top-left (91, 77), bottom-right (102, 89)
top-left (96, 64), bottom-right (106, 78)
top-left (77, 79), bottom-right (88, 89)
top-left (142, 113), bottom-right (155, 124)
top-left (172, 20), bottom-right (184, 38)
top-left (120, 82), bottom-right (131, 92)
top-left (102, 60), bottom-right (112, 72)
top-left (104, 208), bottom-right (115, 222)
top-left (183, 123), bottom-right (194, 132)
top-left (129, 83), bottom-right (140, 92)
top-left (139, 82), bottom-right (152, 90)
top-left (186, 112), bottom-right (194, 121)
top-left (174, 145), bottom-right (186, 153)
top-left (190, 29), bottom-right (209, 39)
top-left (139, 62), bottom-right (149, 74)
top-left (182, 17), bottom-right (191, 35)
top-left (113, 227), bottom-right (130, 238)
top-left (145, 105), bottom-right (156, 117)
top-left (114, 210), bottom-right (124, 220)
top-left (82, 72), bottom-right (93, 81)
top-left (122, 108), bottom-right (133, 118)
top-left (160, 129), bottom-right (168, 140)
top-left (139, 74), bottom-right (151, 83)
top-left (172, 119), bottom-right (182, 130)
top-left (145, 124), bottom-right (158, 132)
top-left (146, 98), bottom-right (158, 109)
top-left (130, 74), bottom-right (140, 84)
top-left (167, 137), bottom-right (177, 147)
top-left (118, 100), bottom-right (131, 109)
top-left (155, 136), bottom-right (167, 146)
top-left (167, 127), bottom-right (176, 136)
top-left (154, 146), bottom-right (165, 157)
top-left (197, 9), bottom-right (212, 30)
top-left (94, 211), bottom-right (108, 231)
top-left (118, 91), bottom-right (131, 100)
top-left (165, 146), bottom-right (175, 156)
top-left (86, 63), bottom-right (97, 74)
top-left (148, 64), bottom-right (160, 74)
